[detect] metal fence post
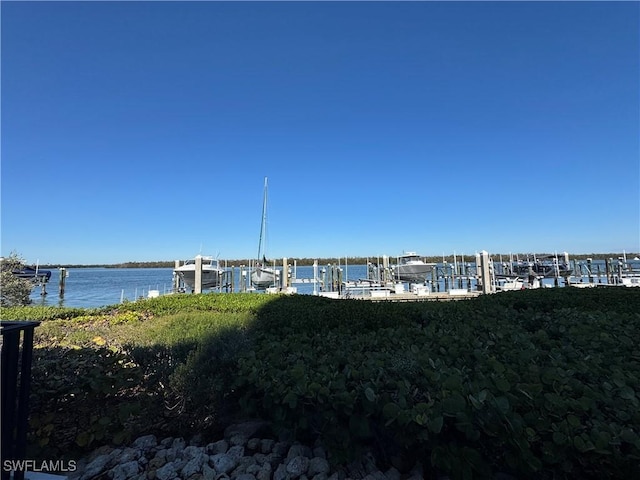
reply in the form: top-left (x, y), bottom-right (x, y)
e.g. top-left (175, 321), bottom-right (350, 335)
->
top-left (1, 321), bottom-right (40, 480)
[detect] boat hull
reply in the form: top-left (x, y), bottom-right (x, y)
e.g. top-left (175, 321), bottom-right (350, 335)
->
top-left (251, 267), bottom-right (277, 288)
top-left (513, 265), bottom-right (572, 278)
top-left (176, 269), bottom-right (223, 289)
top-left (392, 264), bottom-right (434, 283)
top-left (12, 267), bottom-right (52, 284)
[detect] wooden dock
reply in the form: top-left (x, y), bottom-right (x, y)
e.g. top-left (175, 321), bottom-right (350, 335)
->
top-left (320, 290), bottom-right (482, 302)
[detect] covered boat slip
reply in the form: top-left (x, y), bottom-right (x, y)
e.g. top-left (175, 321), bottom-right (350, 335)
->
top-left (173, 255), bottom-right (227, 293)
top-left (167, 252), bottom-right (640, 300)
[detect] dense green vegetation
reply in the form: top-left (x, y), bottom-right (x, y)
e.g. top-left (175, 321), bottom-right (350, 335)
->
top-left (1, 252), bottom-right (34, 306)
top-left (2, 289), bottom-right (639, 479)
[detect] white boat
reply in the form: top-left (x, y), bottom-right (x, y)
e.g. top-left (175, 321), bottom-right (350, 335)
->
top-left (391, 252), bottom-right (435, 283)
top-left (495, 276), bottom-right (525, 291)
top-left (251, 263), bottom-right (278, 289)
top-left (619, 276), bottom-right (640, 287)
top-left (251, 178), bottom-right (277, 289)
top-left (174, 255), bottom-right (225, 290)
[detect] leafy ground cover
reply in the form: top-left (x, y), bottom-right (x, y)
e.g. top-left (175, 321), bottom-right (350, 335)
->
top-left (2, 289), bottom-right (639, 479)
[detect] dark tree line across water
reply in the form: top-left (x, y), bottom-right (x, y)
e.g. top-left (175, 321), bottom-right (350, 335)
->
top-left (38, 253), bottom-right (638, 269)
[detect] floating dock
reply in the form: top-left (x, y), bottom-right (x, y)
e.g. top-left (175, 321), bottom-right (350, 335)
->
top-left (158, 252), bottom-right (640, 304)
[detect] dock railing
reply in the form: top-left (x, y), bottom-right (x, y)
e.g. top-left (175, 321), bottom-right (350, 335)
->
top-left (1, 321), bottom-right (40, 480)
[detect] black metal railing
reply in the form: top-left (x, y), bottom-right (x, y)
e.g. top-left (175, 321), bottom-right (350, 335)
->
top-left (1, 321), bottom-right (40, 480)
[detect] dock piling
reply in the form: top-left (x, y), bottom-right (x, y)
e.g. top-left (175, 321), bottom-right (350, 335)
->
top-left (58, 268), bottom-right (67, 298)
top-left (194, 255), bottom-right (202, 294)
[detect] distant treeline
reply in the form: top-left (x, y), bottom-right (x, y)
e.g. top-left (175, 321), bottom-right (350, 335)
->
top-left (38, 252), bottom-right (638, 269)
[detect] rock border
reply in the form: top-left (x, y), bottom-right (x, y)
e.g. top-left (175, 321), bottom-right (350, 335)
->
top-left (68, 421), bottom-right (423, 480)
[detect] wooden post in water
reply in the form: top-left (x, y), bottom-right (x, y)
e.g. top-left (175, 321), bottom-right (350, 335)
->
top-left (282, 258), bottom-right (288, 290)
top-left (59, 268), bottom-right (67, 298)
top-left (382, 255), bottom-right (390, 283)
top-left (313, 260), bottom-right (319, 295)
top-left (479, 251), bottom-right (493, 294)
top-left (195, 255), bottom-right (203, 294)
top-left (173, 260), bottom-right (181, 291)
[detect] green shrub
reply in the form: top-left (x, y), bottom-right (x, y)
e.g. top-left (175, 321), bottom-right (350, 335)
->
top-left (234, 290), bottom-right (640, 479)
top-left (167, 326), bottom-right (251, 434)
top-left (21, 289), bottom-right (640, 479)
top-left (28, 344), bottom-right (148, 459)
top-left (26, 300), bottom-right (260, 460)
top-left (0, 305), bottom-right (91, 321)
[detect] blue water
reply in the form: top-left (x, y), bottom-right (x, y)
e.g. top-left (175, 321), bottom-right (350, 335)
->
top-left (29, 265), bottom-right (369, 309)
top-left (30, 268), bottom-right (177, 308)
top-left (28, 259), bottom-right (638, 309)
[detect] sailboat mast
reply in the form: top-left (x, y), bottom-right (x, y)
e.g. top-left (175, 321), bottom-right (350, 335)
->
top-left (257, 177), bottom-right (268, 261)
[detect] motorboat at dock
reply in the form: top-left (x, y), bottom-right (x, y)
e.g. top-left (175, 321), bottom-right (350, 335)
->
top-left (391, 252), bottom-right (436, 283)
top-left (174, 255), bottom-right (225, 291)
top-left (11, 265), bottom-right (52, 284)
top-left (509, 254), bottom-right (572, 279)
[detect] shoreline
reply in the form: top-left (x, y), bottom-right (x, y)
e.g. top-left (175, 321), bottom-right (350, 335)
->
top-left (35, 251), bottom-right (640, 270)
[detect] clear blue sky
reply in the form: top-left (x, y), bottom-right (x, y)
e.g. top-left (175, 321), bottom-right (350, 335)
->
top-left (1, 1), bottom-right (639, 265)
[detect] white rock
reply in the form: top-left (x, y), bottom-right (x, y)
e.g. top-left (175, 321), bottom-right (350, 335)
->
top-left (247, 438), bottom-right (261, 451)
top-left (181, 453), bottom-right (205, 478)
top-left (238, 456), bottom-right (257, 469)
top-left (229, 434), bottom-right (249, 447)
top-left (155, 462), bottom-right (177, 480)
top-left (109, 460), bottom-right (140, 480)
top-left (202, 462), bottom-right (216, 480)
top-left (81, 454), bottom-right (112, 480)
top-left (260, 439), bottom-right (275, 454)
top-left (227, 445), bottom-right (245, 461)
top-left (148, 455), bottom-right (167, 471)
top-left (172, 459), bottom-right (188, 472)
top-left (307, 458), bottom-right (330, 477)
top-left (183, 446), bottom-right (204, 460)
top-left (160, 437), bottom-right (174, 448)
top-left (246, 465), bottom-right (262, 476)
top-left (256, 463), bottom-right (272, 480)
top-left (287, 445), bottom-right (313, 461)
top-left (273, 442), bottom-right (291, 457)
top-left (253, 453), bottom-right (267, 466)
top-left (236, 475), bottom-right (256, 480)
top-left (132, 435), bottom-right (157, 451)
top-left (273, 463), bottom-right (289, 480)
top-left (172, 438), bottom-right (186, 450)
top-left (210, 454), bottom-right (236, 475)
top-left (168, 448), bottom-right (181, 463)
top-left (286, 456), bottom-right (310, 478)
top-left (207, 440), bottom-right (229, 455)
top-left (154, 449), bottom-right (168, 461)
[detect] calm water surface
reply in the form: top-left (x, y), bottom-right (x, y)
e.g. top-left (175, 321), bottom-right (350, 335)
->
top-left (29, 259), bottom-right (634, 309)
top-left (30, 268), bottom-right (177, 308)
top-left (30, 265), bottom-right (368, 308)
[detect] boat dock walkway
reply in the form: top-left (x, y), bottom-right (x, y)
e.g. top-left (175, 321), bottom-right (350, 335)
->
top-left (160, 252), bottom-right (640, 303)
